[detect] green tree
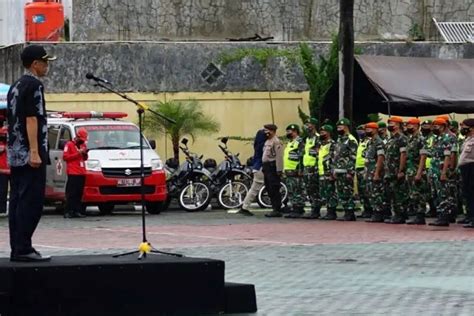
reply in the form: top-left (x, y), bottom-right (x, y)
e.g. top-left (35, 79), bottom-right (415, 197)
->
top-left (142, 100), bottom-right (220, 161)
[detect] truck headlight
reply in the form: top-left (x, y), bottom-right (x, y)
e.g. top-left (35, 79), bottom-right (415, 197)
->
top-left (85, 160), bottom-right (101, 172)
top-left (151, 158), bottom-right (163, 170)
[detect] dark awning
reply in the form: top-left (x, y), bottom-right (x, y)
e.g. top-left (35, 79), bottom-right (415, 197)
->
top-left (355, 55), bottom-right (474, 116)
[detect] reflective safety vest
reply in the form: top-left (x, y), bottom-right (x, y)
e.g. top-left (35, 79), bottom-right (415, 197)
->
top-left (284, 139), bottom-right (301, 171)
top-left (318, 142), bottom-right (331, 176)
top-left (425, 135), bottom-right (434, 169)
top-left (355, 139), bottom-right (368, 169)
top-left (303, 136), bottom-right (318, 167)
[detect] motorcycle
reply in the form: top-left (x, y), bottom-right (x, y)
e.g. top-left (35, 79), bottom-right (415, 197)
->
top-left (164, 138), bottom-right (212, 212)
top-left (206, 137), bottom-right (251, 209)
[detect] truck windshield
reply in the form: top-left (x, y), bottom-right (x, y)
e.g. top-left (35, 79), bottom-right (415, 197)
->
top-left (78, 125), bottom-right (150, 150)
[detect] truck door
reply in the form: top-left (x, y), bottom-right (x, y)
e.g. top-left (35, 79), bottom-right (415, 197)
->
top-left (46, 124), bottom-right (60, 198)
top-left (52, 125), bottom-right (71, 192)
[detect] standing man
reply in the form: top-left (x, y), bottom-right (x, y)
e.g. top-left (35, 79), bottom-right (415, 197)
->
top-left (238, 129), bottom-right (267, 216)
top-left (421, 120), bottom-right (437, 217)
top-left (405, 118), bottom-right (428, 225)
top-left (378, 122), bottom-right (389, 145)
top-left (7, 45), bottom-right (56, 262)
top-left (383, 116), bottom-right (408, 224)
top-left (283, 124), bottom-right (306, 218)
top-left (355, 124), bottom-right (372, 218)
top-left (428, 118), bottom-right (458, 227)
top-left (63, 128), bottom-right (89, 219)
top-left (458, 118), bottom-right (474, 228)
top-left (262, 124), bottom-right (284, 218)
top-left (300, 118), bottom-right (321, 218)
top-left (332, 118), bottom-right (358, 221)
top-left (316, 125), bottom-right (338, 220)
top-left (364, 122), bottom-right (386, 223)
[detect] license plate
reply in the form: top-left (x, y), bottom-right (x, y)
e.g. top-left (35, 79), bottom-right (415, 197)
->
top-left (117, 178), bottom-right (141, 187)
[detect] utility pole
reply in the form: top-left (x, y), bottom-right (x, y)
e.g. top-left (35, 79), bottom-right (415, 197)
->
top-left (338, 0), bottom-right (354, 122)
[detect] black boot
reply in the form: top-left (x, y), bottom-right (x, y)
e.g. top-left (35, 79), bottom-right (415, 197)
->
top-left (366, 212), bottom-right (384, 223)
top-left (265, 210), bottom-right (283, 218)
top-left (428, 213), bottom-right (450, 227)
top-left (338, 209), bottom-right (356, 221)
top-left (457, 217), bottom-right (471, 224)
top-left (385, 213), bottom-right (406, 224)
top-left (321, 208), bottom-right (337, 220)
top-left (358, 209), bottom-right (373, 219)
top-left (302, 206), bottom-right (321, 219)
top-left (463, 220), bottom-right (474, 228)
top-left (406, 213), bottom-right (426, 225)
top-left (285, 206), bottom-right (305, 219)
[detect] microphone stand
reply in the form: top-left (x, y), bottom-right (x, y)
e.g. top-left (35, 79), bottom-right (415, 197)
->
top-left (91, 81), bottom-right (182, 260)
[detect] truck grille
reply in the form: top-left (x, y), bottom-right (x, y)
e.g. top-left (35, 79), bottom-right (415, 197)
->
top-left (102, 167), bottom-right (152, 178)
top-left (99, 186), bottom-right (155, 195)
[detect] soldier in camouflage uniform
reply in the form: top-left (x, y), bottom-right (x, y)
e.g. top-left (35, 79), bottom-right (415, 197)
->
top-left (384, 116), bottom-right (409, 224)
top-left (299, 118), bottom-right (321, 218)
top-left (355, 125), bottom-right (372, 218)
top-left (364, 122), bottom-right (386, 223)
top-left (405, 118), bottom-right (429, 225)
top-left (428, 118), bottom-right (458, 227)
top-left (457, 121), bottom-right (470, 224)
top-left (316, 125), bottom-right (338, 220)
top-left (421, 120), bottom-right (437, 217)
top-left (331, 118), bottom-right (358, 221)
top-left (377, 121), bottom-right (391, 218)
top-left (283, 124), bottom-right (306, 218)
top-left (449, 120), bottom-right (464, 222)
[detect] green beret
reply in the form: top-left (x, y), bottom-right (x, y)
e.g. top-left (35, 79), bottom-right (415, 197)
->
top-left (377, 122), bottom-right (387, 128)
top-left (306, 118), bottom-right (318, 126)
top-left (286, 124), bottom-right (300, 132)
top-left (449, 120), bottom-right (459, 128)
top-left (421, 120), bottom-right (432, 125)
top-left (321, 124), bottom-right (333, 132)
top-left (356, 124), bottom-right (365, 130)
top-left (336, 118), bottom-right (350, 126)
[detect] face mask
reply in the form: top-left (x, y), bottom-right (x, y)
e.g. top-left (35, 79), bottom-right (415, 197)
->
top-left (357, 131), bottom-right (366, 138)
top-left (387, 126), bottom-right (396, 132)
top-left (378, 130), bottom-right (384, 136)
top-left (406, 128), bottom-right (415, 134)
top-left (319, 134), bottom-right (328, 141)
top-left (365, 131), bottom-right (373, 137)
top-left (286, 133), bottom-right (293, 139)
top-left (337, 129), bottom-right (345, 136)
top-left (76, 139), bottom-right (84, 145)
top-left (432, 129), bottom-right (441, 135)
top-left (461, 128), bottom-right (470, 136)
top-left (421, 129), bottom-right (430, 136)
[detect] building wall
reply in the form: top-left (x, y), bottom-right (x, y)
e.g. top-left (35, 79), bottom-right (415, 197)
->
top-left (71, 0), bottom-right (474, 41)
top-left (46, 91), bottom-right (310, 162)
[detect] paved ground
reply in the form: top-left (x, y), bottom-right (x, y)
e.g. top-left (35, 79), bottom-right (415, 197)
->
top-left (1, 205), bottom-right (474, 315)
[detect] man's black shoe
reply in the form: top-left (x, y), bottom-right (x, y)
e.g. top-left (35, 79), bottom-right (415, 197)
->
top-left (463, 222), bottom-right (474, 228)
top-left (366, 213), bottom-right (384, 223)
top-left (337, 210), bottom-right (356, 221)
top-left (284, 212), bottom-right (304, 219)
top-left (457, 217), bottom-right (471, 224)
top-left (321, 208), bottom-right (337, 220)
top-left (357, 210), bottom-right (373, 218)
top-left (385, 215), bottom-right (406, 224)
top-left (406, 214), bottom-right (426, 225)
top-left (280, 206), bottom-right (292, 214)
top-left (302, 212), bottom-right (320, 219)
top-left (11, 250), bottom-right (51, 262)
top-left (428, 217), bottom-right (450, 227)
top-left (236, 209), bottom-right (254, 216)
top-left (265, 211), bottom-right (282, 218)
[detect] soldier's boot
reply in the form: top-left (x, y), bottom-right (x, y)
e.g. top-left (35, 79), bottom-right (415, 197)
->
top-left (280, 205), bottom-right (292, 214)
top-left (302, 206), bottom-right (321, 219)
top-left (265, 211), bottom-right (283, 218)
top-left (457, 217), bottom-right (471, 224)
top-left (383, 208), bottom-right (392, 220)
top-left (385, 213), bottom-right (406, 224)
top-left (406, 213), bottom-right (426, 225)
top-left (426, 201), bottom-right (437, 218)
top-left (463, 219), bottom-right (474, 228)
top-left (338, 209), bottom-right (356, 221)
top-left (358, 208), bottom-right (373, 219)
top-left (366, 212), bottom-right (384, 223)
top-left (284, 206), bottom-right (305, 219)
top-left (321, 208), bottom-right (337, 220)
top-left (428, 213), bottom-right (450, 227)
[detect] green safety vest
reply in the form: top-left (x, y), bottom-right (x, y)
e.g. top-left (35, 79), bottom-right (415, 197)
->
top-left (318, 142), bottom-right (331, 176)
top-left (355, 139), bottom-right (368, 169)
top-left (425, 135), bottom-right (434, 169)
top-left (303, 136), bottom-right (318, 167)
top-left (284, 139), bottom-right (301, 171)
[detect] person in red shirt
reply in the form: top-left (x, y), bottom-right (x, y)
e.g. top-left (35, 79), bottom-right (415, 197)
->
top-left (63, 128), bottom-right (89, 218)
top-left (0, 124), bottom-right (9, 214)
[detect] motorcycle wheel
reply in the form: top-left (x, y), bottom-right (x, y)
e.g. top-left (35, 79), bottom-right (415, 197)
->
top-left (217, 181), bottom-right (248, 209)
top-left (257, 182), bottom-right (289, 209)
top-left (179, 181), bottom-right (211, 212)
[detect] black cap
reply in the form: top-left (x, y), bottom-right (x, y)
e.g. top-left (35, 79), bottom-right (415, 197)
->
top-left (463, 118), bottom-right (474, 128)
top-left (21, 45), bottom-right (57, 65)
top-left (263, 124), bottom-right (278, 131)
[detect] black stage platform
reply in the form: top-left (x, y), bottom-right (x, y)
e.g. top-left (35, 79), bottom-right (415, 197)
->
top-left (0, 254), bottom-right (257, 316)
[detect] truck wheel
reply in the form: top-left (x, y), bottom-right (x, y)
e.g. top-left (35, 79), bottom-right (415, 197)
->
top-left (146, 202), bottom-right (165, 215)
top-left (98, 203), bottom-right (114, 215)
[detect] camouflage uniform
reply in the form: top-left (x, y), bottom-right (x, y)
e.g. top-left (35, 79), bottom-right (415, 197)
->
top-left (319, 139), bottom-right (337, 212)
top-left (384, 132), bottom-right (409, 221)
top-left (406, 132), bottom-right (429, 217)
top-left (424, 133), bottom-right (438, 215)
top-left (356, 137), bottom-right (372, 217)
top-left (332, 133), bottom-right (358, 216)
top-left (430, 132), bottom-right (458, 223)
top-left (284, 135), bottom-right (306, 215)
top-left (303, 133), bottom-right (321, 213)
top-left (365, 135), bottom-right (386, 222)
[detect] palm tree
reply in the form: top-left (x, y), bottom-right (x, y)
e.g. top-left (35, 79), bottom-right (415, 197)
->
top-left (142, 100), bottom-right (220, 161)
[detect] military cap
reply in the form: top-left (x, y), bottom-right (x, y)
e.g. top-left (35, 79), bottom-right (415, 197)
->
top-left (388, 116), bottom-right (403, 123)
top-left (356, 124), bottom-right (365, 130)
top-left (433, 118), bottom-right (448, 126)
top-left (264, 124), bottom-right (278, 131)
top-left (321, 124), bottom-right (333, 132)
top-left (365, 122), bottom-right (379, 129)
top-left (336, 118), bottom-right (350, 126)
top-left (449, 120), bottom-right (459, 128)
top-left (377, 122), bottom-right (387, 128)
top-left (421, 119), bottom-right (432, 125)
top-left (407, 118), bottom-right (421, 125)
top-left (462, 118), bottom-right (474, 128)
top-left (306, 118), bottom-right (318, 126)
top-left (286, 124), bottom-right (300, 132)
top-left (437, 115), bottom-right (450, 122)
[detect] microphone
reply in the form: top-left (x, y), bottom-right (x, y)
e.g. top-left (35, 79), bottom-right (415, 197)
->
top-left (85, 73), bottom-right (112, 85)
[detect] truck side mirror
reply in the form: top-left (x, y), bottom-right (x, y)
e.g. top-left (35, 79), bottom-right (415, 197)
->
top-left (149, 140), bottom-right (156, 150)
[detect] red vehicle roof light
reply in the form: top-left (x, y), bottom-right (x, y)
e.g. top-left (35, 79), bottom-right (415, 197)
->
top-left (60, 112), bottom-right (128, 119)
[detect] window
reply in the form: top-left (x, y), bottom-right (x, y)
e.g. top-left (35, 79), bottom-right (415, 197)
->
top-left (48, 125), bottom-right (61, 150)
top-left (58, 126), bottom-right (72, 150)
